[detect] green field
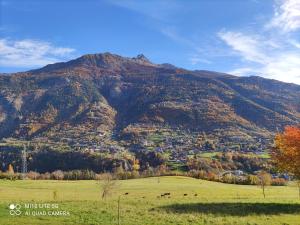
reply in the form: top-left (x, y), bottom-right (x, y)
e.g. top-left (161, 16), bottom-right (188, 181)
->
top-left (0, 177), bottom-right (300, 225)
top-left (198, 151), bottom-right (270, 159)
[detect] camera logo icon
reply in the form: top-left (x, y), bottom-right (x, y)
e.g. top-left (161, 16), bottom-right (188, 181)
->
top-left (9, 204), bottom-right (22, 216)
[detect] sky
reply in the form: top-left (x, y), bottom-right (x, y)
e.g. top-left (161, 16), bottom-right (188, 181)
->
top-left (0, 0), bottom-right (300, 84)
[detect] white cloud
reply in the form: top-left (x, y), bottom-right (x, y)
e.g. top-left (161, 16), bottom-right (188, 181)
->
top-left (219, 31), bottom-right (300, 84)
top-left (0, 39), bottom-right (75, 68)
top-left (289, 39), bottom-right (300, 48)
top-left (217, 0), bottom-right (300, 85)
top-left (228, 67), bottom-right (259, 76)
top-left (218, 31), bottom-right (269, 64)
top-left (267, 0), bottom-right (300, 32)
top-left (263, 54), bottom-right (300, 84)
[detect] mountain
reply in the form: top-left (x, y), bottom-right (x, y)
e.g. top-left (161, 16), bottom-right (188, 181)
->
top-left (0, 53), bottom-right (299, 151)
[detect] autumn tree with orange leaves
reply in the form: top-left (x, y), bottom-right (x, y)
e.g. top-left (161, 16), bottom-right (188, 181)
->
top-left (272, 125), bottom-right (300, 198)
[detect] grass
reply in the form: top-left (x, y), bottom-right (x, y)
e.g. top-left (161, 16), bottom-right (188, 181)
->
top-left (198, 151), bottom-right (271, 159)
top-left (256, 152), bottom-right (270, 159)
top-left (0, 176), bottom-right (300, 225)
top-left (199, 152), bottom-right (219, 158)
top-left (166, 162), bottom-right (186, 171)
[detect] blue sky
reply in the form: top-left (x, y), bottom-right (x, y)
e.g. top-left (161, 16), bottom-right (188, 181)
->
top-left (1, 0), bottom-right (300, 84)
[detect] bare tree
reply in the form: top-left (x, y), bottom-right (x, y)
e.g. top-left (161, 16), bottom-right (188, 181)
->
top-left (99, 173), bottom-right (118, 200)
top-left (257, 171), bottom-right (271, 198)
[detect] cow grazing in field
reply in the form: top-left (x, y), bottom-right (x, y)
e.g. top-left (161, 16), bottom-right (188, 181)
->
top-left (183, 194), bottom-right (188, 196)
top-left (160, 192), bottom-right (171, 198)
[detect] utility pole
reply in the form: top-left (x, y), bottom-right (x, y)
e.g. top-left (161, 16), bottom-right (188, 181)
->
top-left (21, 144), bottom-right (28, 180)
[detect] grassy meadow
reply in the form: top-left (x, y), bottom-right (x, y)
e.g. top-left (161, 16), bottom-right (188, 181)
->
top-left (0, 176), bottom-right (300, 225)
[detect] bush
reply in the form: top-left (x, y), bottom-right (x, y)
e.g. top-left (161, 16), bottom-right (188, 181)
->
top-left (247, 175), bottom-right (259, 185)
top-left (51, 170), bottom-right (64, 180)
top-left (63, 170), bottom-right (96, 180)
top-left (0, 171), bottom-right (20, 180)
top-left (39, 172), bottom-right (51, 180)
top-left (271, 178), bottom-right (287, 186)
top-left (27, 171), bottom-right (40, 180)
top-left (222, 174), bottom-right (236, 184)
top-left (96, 173), bottom-right (114, 180)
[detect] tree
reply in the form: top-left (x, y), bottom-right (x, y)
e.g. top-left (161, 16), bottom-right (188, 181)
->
top-left (100, 173), bottom-right (118, 200)
top-left (247, 175), bottom-right (259, 185)
top-left (7, 164), bottom-right (14, 180)
top-left (115, 165), bottom-right (124, 178)
top-left (51, 170), bottom-right (64, 180)
top-left (272, 125), bottom-right (300, 198)
top-left (27, 171), bottom-right (40, 180)
top-left (257, 171), bottom-right (271, 198)
top-left (8, 164), bottom-right (14, 174)
top-left (132, 158), bottom-right (140, 171)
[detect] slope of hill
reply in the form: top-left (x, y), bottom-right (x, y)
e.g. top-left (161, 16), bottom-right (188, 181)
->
top-left (0, 53), bottom-right (299, 151)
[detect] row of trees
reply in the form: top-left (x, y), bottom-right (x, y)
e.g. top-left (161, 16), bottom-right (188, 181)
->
top-left (0, 164), bottom-right (169, 181)
top-left (187, 169), bottom-right (286, 186)
top-left (0, 165), bottom-right (286, 191)
top-left (0, 147), bottom-right (167, 173)
top-left (187, 152), bottom-right (272, 174)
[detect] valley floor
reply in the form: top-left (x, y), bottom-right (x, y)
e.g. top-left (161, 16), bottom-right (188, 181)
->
top-left (0, 177), bottom-right (300, 225)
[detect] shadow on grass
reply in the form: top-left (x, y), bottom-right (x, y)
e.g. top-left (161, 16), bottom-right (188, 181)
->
top-left (159, 202), bottom-right (300, 216)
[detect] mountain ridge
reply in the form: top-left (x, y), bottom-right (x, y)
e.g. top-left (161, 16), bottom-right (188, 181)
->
top-left (0, 52), bottom-right (299, 151)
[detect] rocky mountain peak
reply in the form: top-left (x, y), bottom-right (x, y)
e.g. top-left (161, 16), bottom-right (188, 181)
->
top-left (33, 52), bottom-right (157, 74)
top-left (133, 54), bottom-right (150, 62)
